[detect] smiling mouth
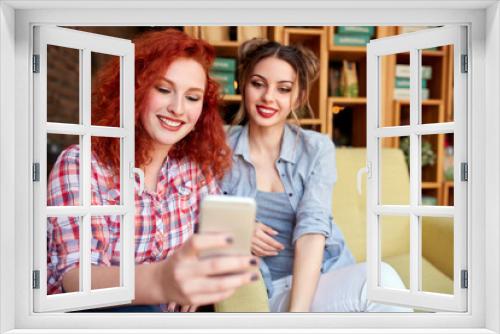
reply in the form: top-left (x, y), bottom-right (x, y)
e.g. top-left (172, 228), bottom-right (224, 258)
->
top-left (256, 105), bottom-right (278, 119)
top-left (157, 115), bottom-right (184, 131)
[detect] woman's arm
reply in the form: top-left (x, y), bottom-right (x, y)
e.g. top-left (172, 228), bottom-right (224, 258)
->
top-left (62, 233), bottom-right (260, 306)
top-left (289, 135), bottom-right (337, 312)
top-left (288, 234), bottom-right (325, 312)
top-left (62, 262), bottom-right (166, 304)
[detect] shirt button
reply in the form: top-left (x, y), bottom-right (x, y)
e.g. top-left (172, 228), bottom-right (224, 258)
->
top-left (281, 173), bottom-right (285, 177)
top-left (289, 193), bottom-right (293, 197)
top-left (223, 191), bottom-right (228, 195)
top-left (278, 159), bottom-right (282, 163)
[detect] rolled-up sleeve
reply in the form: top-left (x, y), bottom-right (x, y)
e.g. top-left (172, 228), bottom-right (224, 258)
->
top-left (292, 138), bottom-right (336, 244)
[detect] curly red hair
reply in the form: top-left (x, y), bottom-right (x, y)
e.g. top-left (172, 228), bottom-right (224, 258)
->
top-left (92, 28), bottom-right (231, 181)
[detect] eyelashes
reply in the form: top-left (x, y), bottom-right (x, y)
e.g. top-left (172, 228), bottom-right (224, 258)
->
top-left (155, 86), bottom-right (201, 102)
top-left (250, 80), bottom-right (292, 94)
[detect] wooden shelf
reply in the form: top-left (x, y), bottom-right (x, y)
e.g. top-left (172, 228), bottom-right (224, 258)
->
top-left (422, 182), bottom-right (440, 189)
top-left (298, 118), bottom-right (323, 125)
top-left (222, 94), bottom-right (242, 102)
top-left (284, 27), bottom-right (324, 35)
top-left (330, 45), bottom-right (366, 53)
top-left (330, 96), bottom-right (367, 105)
top-left (396, 99), bottom-right (443, 106)
top-left (422, 49), bottom-right (446, 57)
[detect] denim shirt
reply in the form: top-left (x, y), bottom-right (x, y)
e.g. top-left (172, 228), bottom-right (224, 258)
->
top-left (220, 124), bottom-right (355, 297)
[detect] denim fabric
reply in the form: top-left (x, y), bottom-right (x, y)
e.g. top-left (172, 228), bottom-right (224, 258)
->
top-left (221, 124), bottom-right (355, 297)
top-left (255, 191), bottom-right (296, 281)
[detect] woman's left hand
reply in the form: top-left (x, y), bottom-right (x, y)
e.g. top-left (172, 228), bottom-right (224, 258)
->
top-left (166, 302), bottom-right (198, 312)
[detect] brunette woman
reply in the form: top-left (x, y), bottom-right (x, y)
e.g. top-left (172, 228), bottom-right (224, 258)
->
top-left (222, 39), bottom-right (410, 312)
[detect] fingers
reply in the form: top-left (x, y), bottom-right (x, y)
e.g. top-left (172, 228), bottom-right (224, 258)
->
top-left (180, 304), bottom-right (192, 312)
top-left (257, 222), bottom-right (278, 236)
top-left (195, 255), bottom-right (259, 277)
top-left (179, 233), bottom-right (233, 258)
top-left (251, 243), bottom-right (277, 257)
top-left (252, 235), bottom-right (282, 254)
top-left (182, 271), bottom-right (258, 301)
top-left (167, 303), bottom-right (197, 312)
top-left (166, 302), bottom-right (177, 312)
top-left (255, 223), bottom-right (284, 252)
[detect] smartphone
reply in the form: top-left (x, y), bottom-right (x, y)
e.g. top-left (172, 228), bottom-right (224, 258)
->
top-left (198, 195), bottom-right (256, 258)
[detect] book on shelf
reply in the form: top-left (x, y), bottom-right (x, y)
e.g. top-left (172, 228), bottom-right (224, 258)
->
top-left (212, 57), bottom-right (236, 72)
top-left (337, 26), bottom-right (375, 36)
top-left (422, 195), bottom-right (438, 206)
top-left (334, 34), bottom-right (372, 46)
top-left (210, 58), bottom-right (237, 96)
top-left (339, 60), bottom-right (359, 97)
top-left (399, 26), bottom-right (437, 34)
top-left (395, 77), bottom-right (428, 89)
top-left (394, 87), bottom-right (430, 100)
top-left (210, 71), bottom-right (236, 84)
top-left (328, 65), bottom-right (341, 96)
top-left (395, 64), bottom-right (433, 80)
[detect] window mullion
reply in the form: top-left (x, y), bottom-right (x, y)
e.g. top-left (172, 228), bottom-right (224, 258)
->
top-left (409, 48), bottom-right (421, 294)
top-left (80, 48), bottom-right (92, 293)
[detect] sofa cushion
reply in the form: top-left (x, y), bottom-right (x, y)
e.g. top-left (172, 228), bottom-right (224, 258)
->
top-left (384, 253), bottom-right (453, 295)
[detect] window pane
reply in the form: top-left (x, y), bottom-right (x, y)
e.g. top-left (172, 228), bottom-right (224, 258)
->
top-left (47, 45), bottom-right (80, 124)
top-left (90, 215), bottom-right (122, 290)
top-left (380, 136), bottom-right (410, 205)
top-left (380, 215), bottom-right (410, 290)
top-left (91, 52), bottom-right (121, 128)
top-left (46, 215), bottom-right (81, 294)
top-left (91, 137), bottom-right (122, 205)
top-left (420, 134), bottom-right (453, 206)
top-left (379, 52), bottom-right (410, 127)
top-left (418, 44), bottom-right (452, 125)
top-left (47, 133), bottom-right (81, 206)
top-left (421, 216), bottom-right (454, 294)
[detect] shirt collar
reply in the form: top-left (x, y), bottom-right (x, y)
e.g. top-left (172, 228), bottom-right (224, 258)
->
top-left (279, 123), bottom-right (298, 164)
top-left (233, 123), bottom-right (298, 164)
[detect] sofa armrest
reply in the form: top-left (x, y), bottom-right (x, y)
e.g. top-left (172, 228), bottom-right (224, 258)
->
top-left (421, 216), bottom-right (454, 279)
top-left (214, 271), bottom-right (270, 312)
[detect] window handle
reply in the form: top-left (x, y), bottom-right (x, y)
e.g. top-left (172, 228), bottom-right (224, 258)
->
top-left (133, 167), bottom-right (145, 196)
top-left (356, 167), bottom-right (368, 195)
top-left (356, 162), bottom-right (372, 195)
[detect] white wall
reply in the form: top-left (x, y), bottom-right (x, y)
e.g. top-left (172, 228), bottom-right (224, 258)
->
top-left (0, 2), bottom-right (16, 333)
top-left (485, 2), bottom-right (500, 332)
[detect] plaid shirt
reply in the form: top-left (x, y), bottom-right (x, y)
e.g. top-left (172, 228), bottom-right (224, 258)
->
top-left (47, 145), bottom-right (219, 294)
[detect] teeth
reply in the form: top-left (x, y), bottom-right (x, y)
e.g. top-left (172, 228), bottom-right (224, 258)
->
top-left (159, 116), bottom-right (182, 127)
top-left (258, 107), bottom-right (276, 114)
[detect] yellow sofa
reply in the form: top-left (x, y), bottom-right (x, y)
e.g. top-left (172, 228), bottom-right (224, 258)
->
top-left (333, 147), bottom-right (453, 294)
top-left (216, 147), bottom-right (454, 311)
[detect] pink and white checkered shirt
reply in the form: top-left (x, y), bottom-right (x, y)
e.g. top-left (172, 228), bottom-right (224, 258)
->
top-left (47, 145), bottom-right (219, 294)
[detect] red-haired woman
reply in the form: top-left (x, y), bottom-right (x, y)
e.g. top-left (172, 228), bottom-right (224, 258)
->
top-left (46, 29), bottom-right (259, 312)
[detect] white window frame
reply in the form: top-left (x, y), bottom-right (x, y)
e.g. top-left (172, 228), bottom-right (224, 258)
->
top-left (32, 26), bottom-right (136, 312)
top-left (366, 26), bottom-right (468, 312)
top-left (0, 1), bottom-right (499, 333)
